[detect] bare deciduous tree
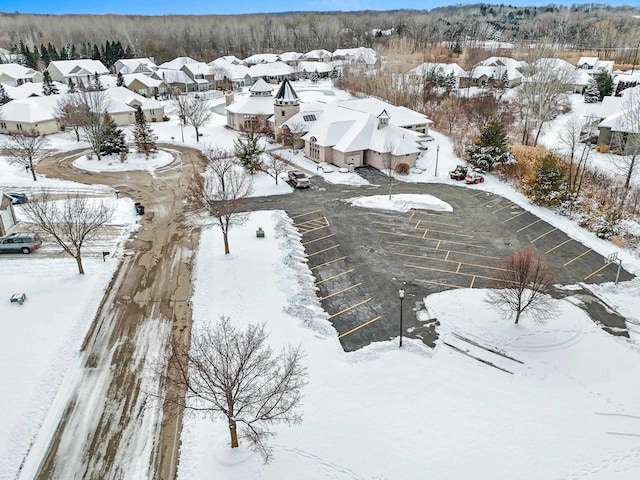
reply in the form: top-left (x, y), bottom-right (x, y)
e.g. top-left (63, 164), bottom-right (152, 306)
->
top-left (264, 152), bottom-right (289, 185)
top-left (281, 121), bottom-right (306, 152)
top-left (485, 247), bottom-right (557, 324)
top-left (184, 95), bottom-right (211, 142)
top-left (202, 146), bottom-right (236, 191)
top-left (73, 89), bottom-right (111, 160)
top-left (6, 129), bottom-right (48, 181)
top-left (21, 192), bottom-right (114, 274)
top-left (162, 317), bottom-right (307, 462)
top-left (609, 92), bottom-right (640, 211)
top-left (188, 164), bottom-right (254, 254)
top-left (55, 97), bottom-right (85, 142)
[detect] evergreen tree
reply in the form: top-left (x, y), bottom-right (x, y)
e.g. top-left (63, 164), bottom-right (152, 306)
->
top-left (42, 71), bottom-right (59, 95)
top-left (133, 106), bottom-right (158, 158)
top-left (444, 72), bottom-right (457, 93)
top-left (67, 78), bottom-right (77, 93)
top-left (90, 72), bottom-right (104, 91)
top-left (594, 72), bottom-right (614, 100)
top-left (100, 114), bottom-right (128, 158)
top-left (465, 122), bottom-right (516, 172)
top-left (124, 45), bottom-right (134, 58)
top-left (91, 44), bottom-right (101, 61)
top-left (523, 153), bottom-right (567, 206)
top-left (0, 83), bottom-right (12, 105)
top-left (40, 44), bottom-right (50, 66)
top-left (19, 40), bottom-right (37, 69)
top-left (116, 72), bottom-right (125, 87)
top-left (584, 78), bottom-right (600, 103)
top-left (47, 43), bottom-right (60, 62)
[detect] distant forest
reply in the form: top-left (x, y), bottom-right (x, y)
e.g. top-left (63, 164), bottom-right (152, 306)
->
top-left (1, 3), bottom-right (639, 64)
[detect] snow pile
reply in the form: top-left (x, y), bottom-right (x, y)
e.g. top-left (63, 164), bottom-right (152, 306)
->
top-left (346, 193), bottom-right (453, 213)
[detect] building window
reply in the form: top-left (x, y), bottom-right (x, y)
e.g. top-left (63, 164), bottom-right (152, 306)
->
top-left (309, 136), bottom-right (319, 160)
top-left (281, 111), bottom-right (285, 116)
top-left (16, 124), bottom-right (23, 131)
top-left (0, 122), bottom-right (6, 129)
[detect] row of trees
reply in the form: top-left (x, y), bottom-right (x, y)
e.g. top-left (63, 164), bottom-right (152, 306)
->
top-left (16, 39), bottom-right (134, 70)
top-left (2, 5), bottom-right (638, 64)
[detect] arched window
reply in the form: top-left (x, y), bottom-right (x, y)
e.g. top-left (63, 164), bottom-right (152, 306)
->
top-left (309, 136), bottom-right (319, 159)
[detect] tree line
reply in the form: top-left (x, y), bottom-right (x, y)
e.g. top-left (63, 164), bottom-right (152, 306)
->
top-left (1, 4), bottom-right (638, 64)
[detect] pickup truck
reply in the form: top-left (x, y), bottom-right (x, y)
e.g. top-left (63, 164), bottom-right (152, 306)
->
top-left (287, 170), bottom-right (310, 188)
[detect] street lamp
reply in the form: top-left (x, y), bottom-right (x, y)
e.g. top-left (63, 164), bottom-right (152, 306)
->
top-left (398, 288), bottom-right (405, 347)
top-left (434, 145), bottom-right (440, 177)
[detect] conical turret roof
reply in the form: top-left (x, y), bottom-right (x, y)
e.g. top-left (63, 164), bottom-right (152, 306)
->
top-left (274, 78), bottom-right (299, 105)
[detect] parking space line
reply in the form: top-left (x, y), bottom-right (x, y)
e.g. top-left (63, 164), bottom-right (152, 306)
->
top-left (404, 263), bottom-right (505, 283)
top-left (492, 203), bottom-right (516, 214)
top-left (530, 228), bottom-right (557, 243)
top-left (315, 269), bottom-right (355, 286)
top-left (584, 263), bottom-right (611, 281)
top-left (422, 229), bottom-right (429, 239)
top-left (546, 239), bottom-right (572, 254)
top-left (444, 250), bottom-right (450, 261)
top-left (469, 276), bottom-right (476, 288)
top-left (328, 298), bottom-right (372, 319)
top-left (302, 234), bottom-right (335, 246)
top-left (310, 256), bottom-right (347, 270)
top-left (503, 211), bottom-right (528, 223)
top-left (291, 209), bottom-right (322, 219)
top-left (414, 279), bottom-right (466, 289)
top-left (423, 228), bottom-right (473, 238)
top-left (307, 244), bottom-right (340, 257)
top-left (456, 263), bottom-right (461, 273)
top-left (302, 224), bottom-right (331, 235)
top-left (409, 210), bottom-right (416, 219)
top-left (516, 219), bottom-right (542, 233)
top-left (296, 217), bottom-right (328, 227)
top-left (320, 283), bottom-right (362, 301)
top-left (395, 252), bottom-right (507, 272)
top-left (480, 197), bottom-right (502, 207)
top-left (379, 231), bottom-right (485, 249)
top-left (338, 316), bottom-right (382, 339)
top-left (564, 249), bottom-right (592, 267)
top-left (387, 241), bottom-right (500, 260)
top-left (472, 191), bottom-right (486, 198)
top-left (415, 218), bottom-right (463, 228)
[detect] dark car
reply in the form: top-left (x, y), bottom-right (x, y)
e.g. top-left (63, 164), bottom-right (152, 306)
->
top-left (0, 232), bottom-right (42, 254)
top-left (449, 165), bottom-right (468, 181)
top-left (7, 192), bottom-right (28, 204)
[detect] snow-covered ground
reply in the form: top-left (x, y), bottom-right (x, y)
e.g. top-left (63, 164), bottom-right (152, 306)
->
top-left (2, 80), bottom-right (640, 480)
top-left (177, 208), bottom-right (640, 479)
top-left (73, 149), bottom-right (174, 173)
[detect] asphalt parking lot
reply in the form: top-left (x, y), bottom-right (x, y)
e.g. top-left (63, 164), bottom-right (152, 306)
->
top-left (249, 169), bottom-right (634, 351)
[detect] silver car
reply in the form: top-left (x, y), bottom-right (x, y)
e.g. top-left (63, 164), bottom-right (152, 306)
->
top-left (0, 233), bottom-right (43, 254)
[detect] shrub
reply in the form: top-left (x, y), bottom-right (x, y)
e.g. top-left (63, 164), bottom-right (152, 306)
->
top-left (523, 153), bottom-right (567, 206)
top-left (395, 163), bottom-right (410, 175)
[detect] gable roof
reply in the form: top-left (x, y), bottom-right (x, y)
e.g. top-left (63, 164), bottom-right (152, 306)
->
top-left (332, 47), bottom-right (379, 65)
top-left (243, 53), bottom-right (281, 65)
top-left (0, 63), bottom-right (43, 81)
top-left (153, 68), bottom-right (195, 85)
top-left (578, 56), bottom-right (599, 67)
top-left (279, 52), bottom-right (303, 62)
top-left (304, 49), bottom-right (332, 60)
top-left (410, 62), bottom-right (466, 77)
top-left (470, 65), bottom-right (523, 81)
top-left (159, 56), bottom-right (198, 70)
top-left (48, 59), bottom-right (109, 76)
top-left (248, 62), bottom-right (295, 78)
top-left (337, 98), bottom-right (431, 128)
top-left (477, 56), bottom-right (525, 70)
top-left (115, 58), bottom-right (157, 74)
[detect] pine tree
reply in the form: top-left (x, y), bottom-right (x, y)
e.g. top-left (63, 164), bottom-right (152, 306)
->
top-left (116, 72), bottom-right (125, 87)
top-left (47, 43), bottom-right (60, 62)
top-left (584, 78), bottom-right (600, 103)
top-left (90, 72), bottom-right (104, 91)
top-left (594, 72), bottom-right (614, 100)
top-left (124, 45), bottom-right (134, 58)
top-left (67, 78), bottom-right (77, 93)
top-left (100, 114), bottom-right (128, 159)
top-left (40, 44), bottom-right (50, 66)
top-left (444, 72), bottom-right (457, 93)
top-left (523, 153), bottom-right (567, 206)
top-left (0, 83), bottom-right (12, 105)
top-left (133, 106), bottom-right (158, 158)
top-left (465, 122), bottom-right (516, 172)
top-left (42, 71), bottom-right (59, 95)
top-left (91, 44), bottom-right (101, 61)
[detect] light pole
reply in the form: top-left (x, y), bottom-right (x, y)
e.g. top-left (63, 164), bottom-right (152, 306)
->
top-left (398, 288), bottom-right (405, 347)
top-left (434, 145), bottom-right (440, 177)
top-left (179, 115), bottom-right (185, 142)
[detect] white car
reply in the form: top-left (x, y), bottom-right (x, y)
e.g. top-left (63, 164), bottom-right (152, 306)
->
top-left (316, 162), bottom-right (335, 173)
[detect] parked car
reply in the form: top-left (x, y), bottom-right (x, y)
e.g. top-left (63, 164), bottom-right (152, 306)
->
top-left (7, 192), bottom-right (28, 204)
top-left (317, 162), bottom-right (335, 173)
top-left (465, 169), bottom-right (485, 184)
top-left (0, 232), bottom-right (42, 254)
top-left (449, 165), bottom-right (468, 180)
top-left (287, 170), bottom-right (310, 188)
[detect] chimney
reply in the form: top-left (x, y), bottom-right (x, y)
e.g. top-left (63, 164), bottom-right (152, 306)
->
top-left (225, 90), bottom-right (234, 106)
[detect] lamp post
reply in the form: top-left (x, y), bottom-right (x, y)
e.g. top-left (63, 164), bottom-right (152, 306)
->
top-left (398, 288), bottom-right (405, 347)
top-left (179, 115), bottom-right (185, 142)
top-left (434, 145), bottom-right (440, 177)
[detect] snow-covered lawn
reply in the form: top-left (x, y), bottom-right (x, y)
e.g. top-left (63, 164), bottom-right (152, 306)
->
top-left (177, 209), bottom-right (640, 479)
top-left (346, 193), bottom-right (453, 213)
top-left (73, 150), bottom-right (174, 173)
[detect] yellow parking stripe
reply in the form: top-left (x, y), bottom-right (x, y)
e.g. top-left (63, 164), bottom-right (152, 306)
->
top-left (378, 231), bottom-right (484, 249)
top-left (301, 224), bottom-right (331, 235)
top-left (516, 219), bottom-right (542, 233)
top-left (320, 283), bottom-right (362, 301)
top-left (469, 276), bottom-right (476, 288)
top-left (328, 298), bottom-right (372, 319)
top-left (315, 269), bottom-right (355, 286)
top-left (296, 217), bottom-right (327, 227)
top-left (564, 249), bottom-right (592, 267)
top-left (545, 239), bottom-right (572, 254)
top-left (310, 256), bottom-right (347, 270)
top-left (530, 228), bottom-right (557, 243)
top-left (338, 316), bottom-right (382, 339)
top-left (584, 263), bottom-right (611, 281)
top-left (416, 219), bottom-right (463, 228)
top-left (480, 197), bottom-right (502, 207)
top-left (387, 241), bottom-right (500, 260)
top-left (414, 279), bottom-right (466, 289)
top-left (395, 252), bottom-right (510, 272)
top-left (291, 209), bottom-right (322, 219)
top-left (404, 263), bottom-right (506, 283)
top-left (302, 234), bottom-right (335, 245)
top-left (307, 244), bottom-right (340, 257)
top-left (492, 203), bottom-right (516, 214)
top-left (503, 211), bottom-right (527, 223)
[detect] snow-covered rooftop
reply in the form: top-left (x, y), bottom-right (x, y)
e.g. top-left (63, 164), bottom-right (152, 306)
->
top-left (410, 62), bottom-right (466, 77)
top-left (159, 56), bottom-right (198, 70)
top-left (243, 53), bottom-right (280, 65)
top-left (304, 49), bottom-right (332, 60)
top-left (48, 59), bottom-right (109, 76)
top-left (338, 97), bottom-right (432, 128)
top-left (0, 63), bottom-right (43, 82)
top-left (248, 62), bottom-right (295, 78)
top-left (297, 61), bottom-right (334, 74)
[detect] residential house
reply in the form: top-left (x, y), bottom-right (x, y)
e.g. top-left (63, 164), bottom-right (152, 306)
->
top-left (0, 64), bottom-right (44, 87)
top-left (409, 62), bottom-right (466, 88)
top-left (459, 64), bottom-right (523, 88)
top-left (248, 62), bottom-right (295, 83)
top-left (332, 47), bottom-right (380, 71)
top-left (46, 59), bottom-right (109, 87)
top-left (101, 73), bottom-right (169, 98)
top-left (279, 52), bottom-right (304, 66)
top-left (596, 87), bottom-right (640, 154)
top-left (577, 57), bottom-right (615, 76)
top-left (158, 56), bottom-right (198, 70)
top-left (180, 62), bottom-right (216, 91)
top-left (243, 53), bottom-right (281, 66)
top-left (0, 47), bottom-right (22, 64)
top-left (297, 61), bottom-right (334, 79)
top-left (523, 58), bottom-right (591, 94)
top-left (4, 81), bottom-right (67, 99)
top-left (303, 49), bottom-right (333, 62)
top-left (152, 68), bottom-right (197, 93)
top-left (209, 59), bottom-right (252, 90)
top-left (114, 58), bottom-right (158, 75)
top-left (0, 191), bottom-right (17, 237)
